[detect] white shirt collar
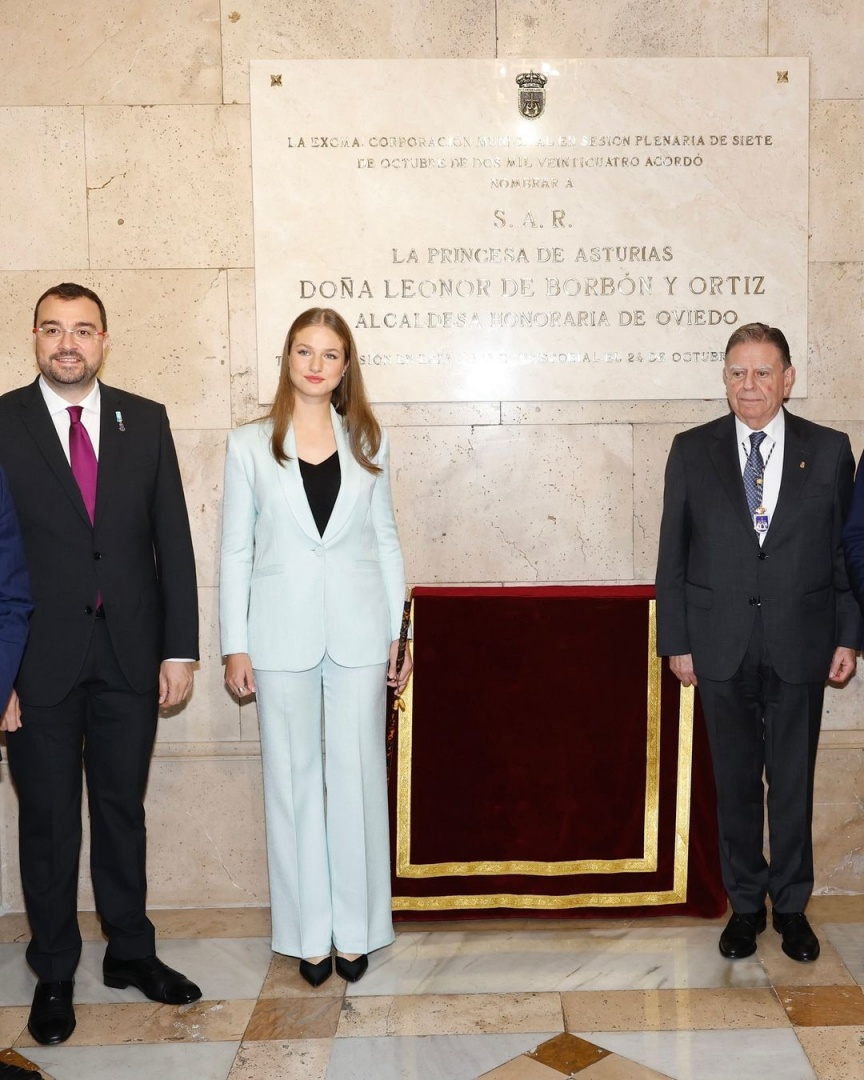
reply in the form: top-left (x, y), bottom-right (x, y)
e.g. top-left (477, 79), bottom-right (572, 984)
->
top-left (734, 408), bottom-right (785, 447)
top-left (39, 376), bottom-right (101, 418)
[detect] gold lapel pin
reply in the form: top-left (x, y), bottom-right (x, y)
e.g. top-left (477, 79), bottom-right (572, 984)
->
top-left (799, 461), bottom-right (806, 468)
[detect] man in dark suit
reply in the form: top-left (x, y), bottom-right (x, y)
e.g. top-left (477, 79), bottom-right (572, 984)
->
top-left (656, 322), bottom-right (860, 963)
top-left (0, 283), bottom-right (201, 1045)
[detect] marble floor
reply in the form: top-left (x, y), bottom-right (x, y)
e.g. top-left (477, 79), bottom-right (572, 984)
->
top-left (0, 898), bottom-right (862, 1079)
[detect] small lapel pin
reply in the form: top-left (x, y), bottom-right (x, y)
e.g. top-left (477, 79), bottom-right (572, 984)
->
top-left (115, 410), bottom-right (126, 432)
top-left (799, 461), bottom-right (805, 469)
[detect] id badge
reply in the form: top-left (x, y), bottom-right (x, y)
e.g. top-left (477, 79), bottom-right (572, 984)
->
top-left (754, 512), bottom-right (769, 533)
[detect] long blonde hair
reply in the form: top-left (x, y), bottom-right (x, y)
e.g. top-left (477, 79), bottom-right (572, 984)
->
top-left (268, 308), bottom-right (382, 473)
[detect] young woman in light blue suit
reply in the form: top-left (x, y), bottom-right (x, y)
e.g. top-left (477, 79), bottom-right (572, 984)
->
top-left (220, 308), bottom-right (411, 987)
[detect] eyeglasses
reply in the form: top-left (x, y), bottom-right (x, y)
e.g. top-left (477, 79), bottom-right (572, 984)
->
top-left (33, 325), bottom-right (106, 342)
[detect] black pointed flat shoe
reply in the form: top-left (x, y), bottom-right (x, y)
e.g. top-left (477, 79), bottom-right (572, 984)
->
top-left (335, 954), bottom-right (368, 982)
top-left (299, 956), bottom-right (333, 987)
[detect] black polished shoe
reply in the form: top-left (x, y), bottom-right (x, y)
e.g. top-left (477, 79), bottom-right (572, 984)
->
top-left (335, 954), bottom-right (368, 982)
top-left (718, 909), bottom-right (767, 959)
top-left (103, 954), bottom-right (202, 1004)
top-left (0, 1061), bottom-right (47, 1078)
top-left (28, 979), bottom-right (75, 1045)
top-left (773, 911), bottom-right (820, 962)
top-left (299, 956), bottom-right (333, 987)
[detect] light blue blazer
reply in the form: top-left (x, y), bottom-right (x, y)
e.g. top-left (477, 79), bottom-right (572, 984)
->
top-left (220, 409), bottom-right (406, 671)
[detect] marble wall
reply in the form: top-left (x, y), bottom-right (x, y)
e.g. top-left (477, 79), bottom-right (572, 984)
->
top-left (0, 0), bottom-right (862, 912)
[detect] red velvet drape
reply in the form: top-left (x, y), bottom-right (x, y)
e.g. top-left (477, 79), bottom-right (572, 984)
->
top-left (389, 586), bottom-right (726, 920)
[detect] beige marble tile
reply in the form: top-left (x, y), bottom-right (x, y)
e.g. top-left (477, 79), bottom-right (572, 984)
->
top-left (0, 758), bottom-right (265, 914)
top-left (561, 988), bottom-right (788, 1032)
top-left (793, 262), bottom-right (864, 430)
top-left (0, 1008), bottom-right (28, 1047)
top-left (579, 1056), bottom-right (675, 1079)
top-left (0, 275), bottom-right (51, 394)
top-left (0, 109), bottom-right (87, 271)
top-left (0, 911), bottom-right (30, 945)
top-left (239, 695), bottom-right (261, 744)
top-left (227, 1038), bottom-right (332, 1080)
top-left (794, 1025), bottom-right (864, 1080)
top-left (758, 920), bottom-right (856, 987)
top-left (243, 995), bottom-right (342, 1040)
top-left (811, 749), bottom-right (864, 899)
top-left (258, 954), bottom-right (346, 1000)
top-left (820, 662), bottom-right (864, 732)
top-left (497, 0), bottom-right (766, 57)
top-left (85, 105), bottom-right (252, 269)
top-left (154, 587), bottom-right (241, 744)
top-left (0, 773), bottom-right (25, 911)
top-left (769, 0), bottom-right (864, 100)
top-left (141, 756), bottom-right (268, 908)
top-left (336, 992), bottom-right (563, 1037)
top-left (227, 269), bottom-right (265, 427)
top-left (376, 403), bottom-right (502, 428)
top-left (0, 1), bottom-right (221, 106)
top-left (528, 1032), bottom-right (610, 1072)
top-left (389, 424), bottom-right (634, 584)
top-left (0, 271), bottom-right (232, 429)
top-left (480, 1055), bottom-right (563, 1079)
top-left (810, 101), bottom-right (864, 264)
top-left (15, 999), bottom-right (255, 1048)
top-left (175, 434), bottom-right (227, 591)
top-left (502, 401), bottom-right (726, 427)
top-left (793, 398), bottom-right (864, 436)
top-left (96, 270), bottom-right (231, 429)
top-left (0, 906), bottom-right (269, 941)
top-left (632, 422), bottom-right (697, 582)
top-left (807, 897), bottom-right (864, 924)
top-left (151, 906), bottom-right (271, 939)
top-left (221, 1), bottom-right (495, 104)
top-left (778, 985), bottom-right (864, 1027)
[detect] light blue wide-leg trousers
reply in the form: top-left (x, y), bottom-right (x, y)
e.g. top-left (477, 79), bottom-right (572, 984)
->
top-left (254, 655), bottom-right (395, 958)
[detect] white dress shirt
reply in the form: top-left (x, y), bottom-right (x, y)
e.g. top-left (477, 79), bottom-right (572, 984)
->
top-left (39, 376), bottom-right (101, 462)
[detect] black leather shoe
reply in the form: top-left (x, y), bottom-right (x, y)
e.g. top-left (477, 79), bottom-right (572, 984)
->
top-left (28, 980), bottom-right (75, 1045)
top-left (718, 909), bottom-right (767, 959)
top-left (299, 956), bottom-right (333, 987)
top-left (773, 911), bottom-right (820, 962)
top-left (335, 954), bottom-right (368, 982)
top-left (103, 954), bottom-right (202, 1004)
top-left (0, 1061), bottom-right (46, 1078)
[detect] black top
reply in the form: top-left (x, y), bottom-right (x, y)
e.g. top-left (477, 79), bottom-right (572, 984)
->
top-left (299, 451), bottom-right (341, 536)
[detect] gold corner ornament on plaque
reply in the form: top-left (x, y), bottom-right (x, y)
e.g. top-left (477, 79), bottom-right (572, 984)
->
top-left (516, 71), bottom-right (547, 119)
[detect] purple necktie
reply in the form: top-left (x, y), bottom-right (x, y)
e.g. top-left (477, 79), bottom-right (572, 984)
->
top-left (67, 405), bottom-right (98, 523)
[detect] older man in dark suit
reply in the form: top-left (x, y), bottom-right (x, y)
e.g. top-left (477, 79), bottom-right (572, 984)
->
top-left (656, 322), bottom-right (860, 963)
top-left (0, 283), bottom-right (201, 1045)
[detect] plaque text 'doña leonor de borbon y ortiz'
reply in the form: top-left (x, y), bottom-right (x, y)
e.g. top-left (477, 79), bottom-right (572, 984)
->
top-left (251, 59), bottom-right (808, 403)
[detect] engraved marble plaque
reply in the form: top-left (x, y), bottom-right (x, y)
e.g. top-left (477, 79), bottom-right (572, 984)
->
top-left (251, 59), bottom-right (808, 402)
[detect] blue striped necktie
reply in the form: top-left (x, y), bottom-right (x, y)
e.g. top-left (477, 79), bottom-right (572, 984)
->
top-left (743, 431), bottom-right (767, 515)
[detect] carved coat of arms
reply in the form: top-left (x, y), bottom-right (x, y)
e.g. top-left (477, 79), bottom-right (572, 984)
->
top-left (516, 72), bottom-right (548, 119)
